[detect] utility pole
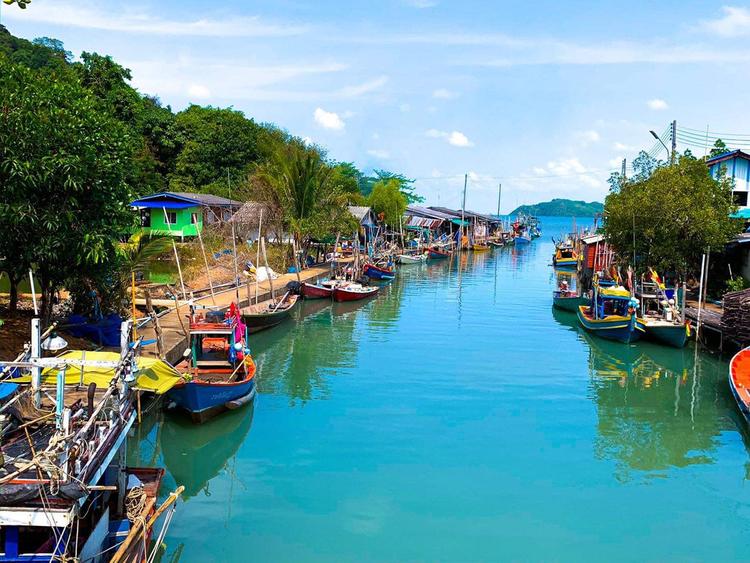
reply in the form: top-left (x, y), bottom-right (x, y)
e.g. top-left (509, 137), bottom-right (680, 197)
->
top-left (461, 173), bottom-right (467, 249)
top-left (496, 183), bottom-right (502, 216)
top-left (671, 120), bottom-right (677, 164)
top-left (621, 159), bottom-right (626, 181)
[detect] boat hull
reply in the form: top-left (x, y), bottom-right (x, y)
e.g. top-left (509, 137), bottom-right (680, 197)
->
top-left (397, 254), bottom-right (427, 264)
top-left (643, 322), bottom-right (689, 348)
top-left (730, 348), bottom-right (750, 424)
top-left (169, 376), bottom-right (256, 423)
top-left (301, 282), bottom-right (334, 299)
top-left (363, 264), bottom-right (396, 280)
top-left (241, 296), bottom-right (299, 333)
top-left (553, 258), bottom-right (578, 271)
top-left (333, 286), bottom-right (379, 302)
top-left (428, 249), bottom-right (450, 259)
top-left (576, 306), bottom-right (642, 343)
top-left (514, 236), bottom-right (531, 245)
top-left (552, 295), bottom-right (590, 313)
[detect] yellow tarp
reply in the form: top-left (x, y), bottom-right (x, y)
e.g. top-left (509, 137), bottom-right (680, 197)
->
top-left (7, 350), bottom-right (183, 395)
top-left (599, 286), bottom-right (631, 298)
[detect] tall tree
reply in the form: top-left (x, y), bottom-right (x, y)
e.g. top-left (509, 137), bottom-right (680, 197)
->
top-left (0, 60), bottom-right (137, 321)
top-left (709, 138), bottom-right (729, 158)
top-left (603, 151), bottom-right (741, 274)
top-left (361, 169), bottom-right (424, 203)
top-left (368, 179), bottom-right (407, 226)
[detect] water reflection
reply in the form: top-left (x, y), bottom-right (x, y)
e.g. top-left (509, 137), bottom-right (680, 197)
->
top-left (553, 308), bottom-right (734, 480)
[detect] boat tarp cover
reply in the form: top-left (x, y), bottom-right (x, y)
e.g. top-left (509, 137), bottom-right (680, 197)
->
top-left (450, 218), bottom-right (470, 226)
top-left (7, 351), bottom-right (183, 394)
top-left (599, 286), bottom-right (632, 299)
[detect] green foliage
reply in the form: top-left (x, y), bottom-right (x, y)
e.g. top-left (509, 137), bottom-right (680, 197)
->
top-left (726, 275), bottom-right (749, 293)
top-left (251, 141), bottom-right (357, 242)
top-left (0, 59), bottom-right (138, 319)
top-left (709, 138), bottom-right (729, 158)
top-left (0, 25), bottom-right (69, 70)
top-left (169, 105), bottom-right (262, 197)
top-left (603, 152), bottom-right (742, 274)
top-left (368, 179), bottom-right (407, 226)
top-left (361, 169), bottom-right (423, 203)
top-left (2, 0), bottom-right (31, 8)
top-left (511, 199), bottom-right (603, 217)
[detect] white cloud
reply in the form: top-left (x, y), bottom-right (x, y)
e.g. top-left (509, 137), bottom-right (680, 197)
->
top-left (432, 88), bottom-right (458, 99)
top-left (647, 98), bottom-right (669, 111)
top-left (314, 108), bottom-right (345, 130)
top-left (2, 0), bottom-right (307, 37)
top-left (367, 149), bottom-right (390, 159)
top-left (339, 76), bottom-right (389, 98)
top-left (545, 157), bottom-right (587, 175)
top-left (698, 6), bottom-right (750, 37)
top-left (613, 142), bottom-right (636, 151)
top-left (187, 84), bottom-right (211, 99)
top-left (426, 129), bottom-right (474, 147)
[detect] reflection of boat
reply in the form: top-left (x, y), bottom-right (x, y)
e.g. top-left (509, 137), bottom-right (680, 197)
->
top-left (161, 403), bottom-right (255, 498)
top-left (577, 285), bottom-right (643, 343)
top-left (730, 348), bottom-right (750, 423)
top-left (363, 263), bottom-right (396, 280)
top-left (301, 281), bottom-right (334, 299)
top-left (333, 283), bottom-right (379, 302)
top-left (170, 304), bottom-right (257, 423)
top-left (241, 292), bottom-right (300, 333)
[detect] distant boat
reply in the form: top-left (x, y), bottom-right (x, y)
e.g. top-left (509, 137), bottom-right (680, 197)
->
top-left (553, 290), bottom-right (590, 313)
top-left (514, 234), bottom-right (532, 245)
top-left (301, 281), bottom-right (334, 299)
top-left (397, 253), bottom-right (427, 264)
top-left (170, 304), bottom-right (257, 423)
top-left (241, 292), bottom-right (299, 333)
top-left (363, 263), bottom-right (396, 280)
top-left (553, 247), bottom-right (578, 270)
top-left (730, 348), bottom-right (750, 424)
top-left (333, 282), bottom-right (379, 302)
top-left (428, 247), bottom-right (451, 259)
top-left (576, 285), bottom-right (643, 343)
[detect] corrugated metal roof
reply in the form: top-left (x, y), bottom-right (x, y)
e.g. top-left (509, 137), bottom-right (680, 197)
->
top-left (706, 150), bottom-right (750, 166)
top-left (131, 191), bottom-right (242, 207)
top-left (580, 234), bottom-right (605, 244)
top-left (348, 206), bottom-right (373, 221)
top-left (406, 205), bottom-right (453, 221)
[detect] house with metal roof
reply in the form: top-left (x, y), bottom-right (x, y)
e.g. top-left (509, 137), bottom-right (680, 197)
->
top-left (130, 192), bottom-right (242, 239)
top-left (707, 150), bottom-right (750, 213)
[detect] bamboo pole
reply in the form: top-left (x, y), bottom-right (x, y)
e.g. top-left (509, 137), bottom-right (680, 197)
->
top-left (195, 222), bottom-right (216, 305)
top-left (131, 271), bottom-right (137, 340)
top-left (162, 206), bottom-right (187, 301)
top-left (261, 237), bottom-right (275, 300)
top-left (255, 209), bottom-right (263, 305)
top-left (292, 238), bottom-right (302, 285)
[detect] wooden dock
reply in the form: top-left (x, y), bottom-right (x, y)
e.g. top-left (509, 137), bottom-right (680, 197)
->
top-left (136, 261), bottom-right (343, 365)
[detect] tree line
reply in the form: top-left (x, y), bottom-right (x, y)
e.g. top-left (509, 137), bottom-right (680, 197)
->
top-left (0, 25), bottom-right (419, 320)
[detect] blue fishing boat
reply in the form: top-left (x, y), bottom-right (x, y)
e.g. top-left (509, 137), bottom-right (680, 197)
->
top-left (363, 263), bottom-right (396, 280)
top-left (170, 303), bottom-right (257, 423)
top-left (577, 285), bottom-right (643, 343)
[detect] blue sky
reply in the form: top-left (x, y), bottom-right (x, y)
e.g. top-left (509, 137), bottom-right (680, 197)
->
top-left (2, 1), bottom-right (749, 212)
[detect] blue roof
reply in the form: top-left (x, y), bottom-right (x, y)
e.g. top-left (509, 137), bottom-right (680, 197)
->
top-left (130, 191), bottom-right (242, 209)
top-left (706, 149), bottom-right (750, 166)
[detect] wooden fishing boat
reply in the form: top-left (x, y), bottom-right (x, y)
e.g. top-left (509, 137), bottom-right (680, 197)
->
top-left (553, 290), bottom-right (591, 313)
top-left (301, 281), bottom-right (334, 299)
top-left (241, 292), bottom-right (300, 332)
top-left (170, 303), bottom-right (257, 423)
top-left (514, 234), bottom-right (531, 245)
top-left (638, 317), bottom-right (689, 348)
top-left (333, 283), bottom-right (379, 302)
top-left (729, 347), bottom-right (750, 423)
top-left (635, 281), bottom-right (689, 348)
top-left (553, 247), bottom-right (578, 270)
top-left (363, 263), bottom-right (396, 280)
top-left (397, 253), bottom-right (427, 264)
top-left (576, 285), bottom-right (643, 343)
top-left (428, 247), bottom-right (451, 259)
top-left (489, 240), bottom-right (504, 248)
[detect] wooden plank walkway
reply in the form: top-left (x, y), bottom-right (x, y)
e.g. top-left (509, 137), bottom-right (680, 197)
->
top-left (137, 261), bottom-right (343, 364)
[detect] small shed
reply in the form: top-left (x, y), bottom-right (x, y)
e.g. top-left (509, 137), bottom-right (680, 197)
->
top-left (130, 192), bottom-right (242, 239)
top-left (707, 150), bottom-right (750, 208)
top-left (348, 206), bottom-right (378, 227)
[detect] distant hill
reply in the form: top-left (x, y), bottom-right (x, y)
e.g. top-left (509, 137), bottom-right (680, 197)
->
top-left (510, 199), bottom-right (603, 217)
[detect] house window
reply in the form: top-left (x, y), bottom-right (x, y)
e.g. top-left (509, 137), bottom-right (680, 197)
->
top-left (191, 212), bottom-right (199, 224)
top-left (165, 212), bottom-right (177, 225)
top-left (140, 209), bottom-right (151, 227)
top-left (733, 191), bottom-right (748, 207)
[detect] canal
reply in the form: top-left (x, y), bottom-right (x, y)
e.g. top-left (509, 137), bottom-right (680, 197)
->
top-left (129, 217), bottom-right (750, 562)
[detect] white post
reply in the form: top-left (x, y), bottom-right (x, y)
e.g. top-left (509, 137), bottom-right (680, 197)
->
top-left (31, 317), bottom-right (42, 408)
top-left (28, 269), bottom-right (38, 316)
top-left (55, 366), bottom-right (66, 430)
top-left (162, 206), bottom-right (188, 301)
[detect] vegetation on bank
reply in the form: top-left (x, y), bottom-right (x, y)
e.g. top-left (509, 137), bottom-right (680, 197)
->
top-left (0, 25), bottom-right (418, 320)
top-left (604, 147), bottom-right (742, 281)
top-left (511, 199), bottom-right (603, 217)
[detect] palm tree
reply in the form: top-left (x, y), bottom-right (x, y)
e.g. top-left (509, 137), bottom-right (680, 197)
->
top-left (118, 233), bottom-right (174, 284)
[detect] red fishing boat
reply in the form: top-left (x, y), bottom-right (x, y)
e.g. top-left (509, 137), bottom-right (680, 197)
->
top-left (333, 283), bottom-right (379, 302)
top-left (301, 281), bottom-right (334, 299)
top-left (730, 348), bottom-right (750, 423)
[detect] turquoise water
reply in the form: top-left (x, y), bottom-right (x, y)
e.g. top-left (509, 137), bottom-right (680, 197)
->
top-left (130, 217), bottom-right (750, 562)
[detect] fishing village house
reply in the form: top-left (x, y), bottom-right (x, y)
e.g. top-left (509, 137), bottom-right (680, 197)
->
top-left (130, 192), bottom-right (242, 241)
top-left (403, 206), bottom-right (455, 240)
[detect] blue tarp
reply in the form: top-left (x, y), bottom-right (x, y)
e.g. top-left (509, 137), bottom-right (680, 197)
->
top-left (731, 208), bottom-right (750, 219)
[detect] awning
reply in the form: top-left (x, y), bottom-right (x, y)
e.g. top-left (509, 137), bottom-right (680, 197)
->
top-left (731, 208), bottom-right (750, 219)
top-left (451, 218), bottom-right (469, 226)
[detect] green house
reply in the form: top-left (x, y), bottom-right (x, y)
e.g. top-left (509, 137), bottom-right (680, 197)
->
top-left (130, 192), bottom-right (241, 240)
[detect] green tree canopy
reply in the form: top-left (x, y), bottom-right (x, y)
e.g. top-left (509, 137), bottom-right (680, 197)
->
top-left (368, 178), bottom-right (407, 226)
top-left (361, 169), bottom-right (423, 203)
top-left (0, 59), bottom-right (138, 320)
top-left (603, 152), bottom-right (741, 274)
top-left (709, 138), bottom-right (729, 158)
